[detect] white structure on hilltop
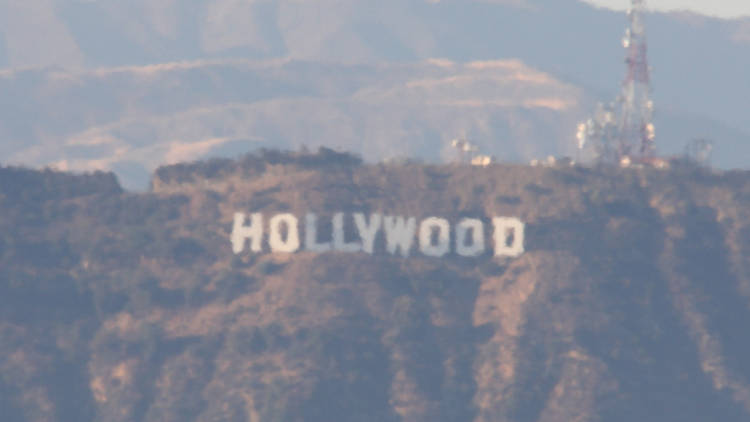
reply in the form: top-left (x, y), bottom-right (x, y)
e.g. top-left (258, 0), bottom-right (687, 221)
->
top-left (451, 138), bottom-right (495, 167)
top-left (577, 0), bottom-right (656, 165)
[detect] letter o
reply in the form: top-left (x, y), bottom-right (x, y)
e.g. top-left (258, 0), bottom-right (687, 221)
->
top-left (419, 217), bottom-right (450, 257)
top-left (456, 218), bottom-right (485, 257)
top-left (269, 214), bottom-right (300, 253)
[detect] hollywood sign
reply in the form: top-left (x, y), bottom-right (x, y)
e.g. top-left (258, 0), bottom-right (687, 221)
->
top-left (231, 212), bottom-right (525, 258)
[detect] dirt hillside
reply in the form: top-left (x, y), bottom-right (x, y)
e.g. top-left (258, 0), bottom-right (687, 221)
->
top-left (2, 149), bottom-right (750, 421)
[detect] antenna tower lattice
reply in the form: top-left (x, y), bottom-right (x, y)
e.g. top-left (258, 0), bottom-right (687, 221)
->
top-left (617, 0), bottom-right (655, 158)
top-left (576, 0), bottom-right (656, 164)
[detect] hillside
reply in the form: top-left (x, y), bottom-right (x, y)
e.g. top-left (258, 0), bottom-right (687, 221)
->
top-left (2, 149), bottom-right (750, 421)
top-left (0, 59), bottom-right (586, 190)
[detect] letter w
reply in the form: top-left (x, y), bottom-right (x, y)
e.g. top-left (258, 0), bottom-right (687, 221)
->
top-left (383, 216), bottom-right (416, 257)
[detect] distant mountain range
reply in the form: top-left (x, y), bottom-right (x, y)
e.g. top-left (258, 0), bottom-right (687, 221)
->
top-left (1, 0), bottom-right (748, 189)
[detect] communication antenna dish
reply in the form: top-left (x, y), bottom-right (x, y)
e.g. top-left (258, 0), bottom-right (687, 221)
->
top-left (685, 138), bottom-right (714, 166)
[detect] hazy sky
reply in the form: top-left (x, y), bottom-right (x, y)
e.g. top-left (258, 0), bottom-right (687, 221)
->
top-left (584, 0), bottom-right (750, 18)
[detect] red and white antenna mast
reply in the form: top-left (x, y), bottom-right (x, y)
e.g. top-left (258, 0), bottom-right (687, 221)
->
top-left (576, 0), bottom-right (656, 164)
top-left (617, 0), bottom-right (655, 158)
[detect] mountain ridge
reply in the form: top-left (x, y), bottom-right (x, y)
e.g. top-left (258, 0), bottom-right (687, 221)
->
top-left (1, 0), bottom-right (748, 189)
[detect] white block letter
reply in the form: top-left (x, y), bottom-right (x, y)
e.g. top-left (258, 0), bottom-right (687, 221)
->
top-left (419, 217), bottom-right (450, 257)
top-left (333, 213), bottom-right (362, 253)
top-left (354, 213), bottom-right (381, 254)
top-left (269, 213), bottom-right (300, 253)
top-left (231, 212), bottom-right (263, 254)
top-left (384, 216), bottom-right (416, 257)
top-left (305, 213), bottom-right (331, 252)
top-left (456, 218), bottom-right (485, 257)
top-left (493, 217), bottom-right (525, 257)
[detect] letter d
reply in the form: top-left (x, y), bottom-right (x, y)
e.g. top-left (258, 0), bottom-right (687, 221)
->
top-left (493, 217), bottom-right (525, 258)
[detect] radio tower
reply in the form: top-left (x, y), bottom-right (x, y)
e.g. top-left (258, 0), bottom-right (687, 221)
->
top-left (576, 0), bottom-right (656, 164)
top-left (617, 0), bottom-right (655, 159)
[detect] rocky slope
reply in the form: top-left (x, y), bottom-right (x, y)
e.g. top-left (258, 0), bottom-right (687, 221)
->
top-left (1, 149), bottom-right (750, 421)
